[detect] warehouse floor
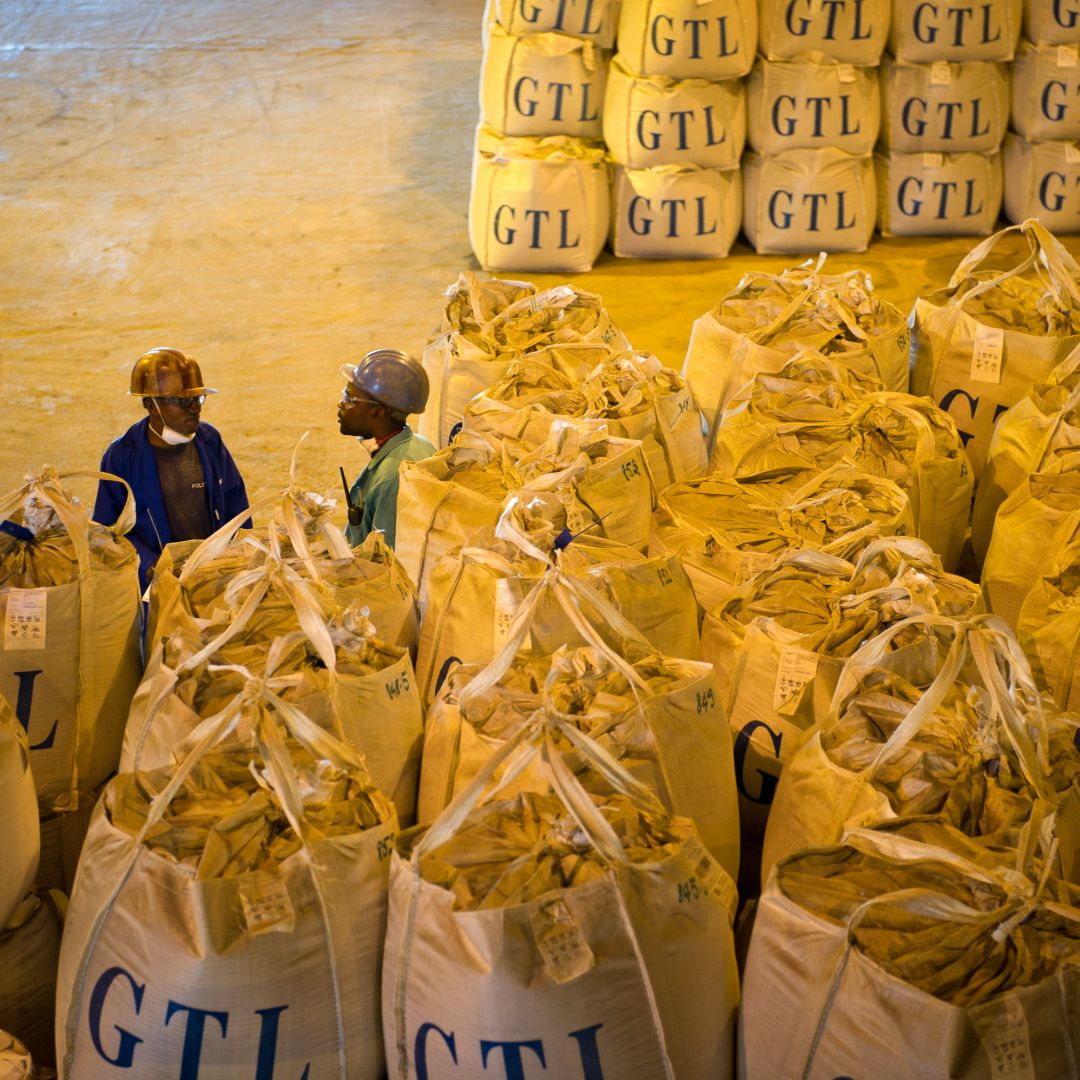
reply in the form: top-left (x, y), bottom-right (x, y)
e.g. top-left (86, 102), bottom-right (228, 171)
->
top-left (1, 0), bottom-right (1076, 506)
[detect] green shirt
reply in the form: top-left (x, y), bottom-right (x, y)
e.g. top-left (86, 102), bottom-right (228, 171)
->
top-left (345, 425), bottom-right (435, 549)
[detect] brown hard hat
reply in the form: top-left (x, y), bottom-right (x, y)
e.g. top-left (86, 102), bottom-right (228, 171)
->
top-left (128, 347), bottom-right (218, 397)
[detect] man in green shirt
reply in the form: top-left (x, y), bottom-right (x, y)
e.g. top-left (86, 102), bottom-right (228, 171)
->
top-left (337, 348), bottom-right (436, 548)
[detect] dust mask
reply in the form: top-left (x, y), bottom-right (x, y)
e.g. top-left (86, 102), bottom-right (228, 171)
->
top-left (153, 399), bottom-right (197, 445)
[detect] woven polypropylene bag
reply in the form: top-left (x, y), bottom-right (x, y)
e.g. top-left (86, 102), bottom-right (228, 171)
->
top-left (1002, 133), bottom-right (1080, 233)
top-left (1011, 40), bottom-right (1080, 141)
top-left (758, 0), bottom-right (887, 62)
top-left (890, 0), bottom-right (1021, 61)
top-left (484, 0), bottom-right (621, 47)
top-left (0, 695), bottom-right (37, 930)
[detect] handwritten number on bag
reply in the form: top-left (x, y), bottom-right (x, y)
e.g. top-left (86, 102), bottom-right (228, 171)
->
top-left (376, 835), bottom-right (393, 860)
top-left (656, 566), bottom-right (673, 587)
top-left (621, 459), bottom-right (641, 482)
top-left (677, 877), bottom-right (702, 903)
top-left (385, 672), bottom-right (411, 700)
top-left (695, 688), bottom-right (715, 714)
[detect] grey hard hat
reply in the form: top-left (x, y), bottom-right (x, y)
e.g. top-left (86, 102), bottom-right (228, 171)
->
top-left (340, 348), bottom-right (428, 415)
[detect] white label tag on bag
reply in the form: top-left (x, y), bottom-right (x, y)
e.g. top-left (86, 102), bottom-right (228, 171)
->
top-left (493, 577), bottom-right (525, 648)
top-left (836, 63), bottom-right (857, 83)
top-left (4, 589), bottom-right (46, 651)
top-left (735, 551), bottom-right (776, 584)
top-left (1066, 143), bottom-right (1080, 164)
top-left (970, 996), bottom-right (1036, 1080)
top-left (680, 835), bottom-right (739, 919)
top-left (530, 900), bottom-right (595, 983)
top-left (922, 152), bottom-right (945, 169)
top-left (239, 875), bottom-right (295, 936)
top-left (774, 647), bottom-right (819, 713)
top-left (971, 324), bottom-right (1005, 384)
top-left (1058, 44), bottom-right (1078, 68)
top-left (930, 60), bottom-right (952, 85)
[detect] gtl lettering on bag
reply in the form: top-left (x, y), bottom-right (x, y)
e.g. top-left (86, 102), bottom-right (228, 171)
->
top-left (938, 387), bottom-right (1009, 447)
top-left (771, 95), bottom-right (862, 137)
top-left (636, 106), bottom-right (728, 151)
top-left (784, 0), bottom-right (873, 41)
top-left (518, 0), bottom-right (605, 37)
top-left (87, 966), bottom-right (309, 1079)
top-left (734, 720), bottom-right (782, 804)
top-left (513, 79), bottom-right (599, 123)
top-left (1039, 170), bottom-right (1080, 212)
top-left (1055, 0), bottom-right (1080, 27)
top-left (910, 3), bottom-right (1003, 46)
top-left (897, 177), bottom-right (984, 218)
top-left (11, 667), bottom-right (57, 751)
top-left (414, 1022), bottom-right (605, 1080)
top-left (1041, 80), bottom-right (1080, 124)
top-left (901, 97), bottom-right (990, 139)
top-left (493, 206), bottom-right (581, 249)
top-left (768, 189), bottom-right (857, 232)
top-left (627, 196), bottom-right (718, 237)
top-left (649, 15), bottom-right (740, 59)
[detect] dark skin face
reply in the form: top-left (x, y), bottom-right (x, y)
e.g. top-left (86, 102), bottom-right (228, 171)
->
top-left (337, 384), bottom-right (400, 441)
top-left (143, 396), bottom-right (201, 446)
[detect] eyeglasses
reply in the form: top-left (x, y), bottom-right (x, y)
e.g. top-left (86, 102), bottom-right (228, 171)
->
top-left (341, 390), bottom-right (378, 408)
top-left (156, 395), bottom-right (206, 410)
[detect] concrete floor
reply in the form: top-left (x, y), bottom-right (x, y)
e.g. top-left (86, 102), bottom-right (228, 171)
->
top-left (1, 0), bottom-right (1077, 505)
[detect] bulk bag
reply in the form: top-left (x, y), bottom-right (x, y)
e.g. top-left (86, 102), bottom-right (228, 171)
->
top-left (609, 163), bottom-right (741, 259)
top-left (682, 261), bottom-right (909, 435)
top-left (0, 891), bottom-right (64, 1070)
top-left (469, 126), bottom-right (610, 273)
top-left (422, 277), bottom-right (629, 448)
top-left (602, 57), bottom-right (745, 169)
top-left (0, 695), bottom-right (37, 930)
top-left (481, 27), bottom-right (606, 139)
top-left (651, 465), bottom-right (914, 612)
top-left (1024, 0), bottom-right (1080, 42)
top-left (1003, 132), bottom-right (1080, 231)
top-left (742, 148), bottom-right (875, 254)
top-left (1017, 539), bottom-right (1080, 710)
top-left (878, 56), bottom-right (1010, 154)
top-left (758, 0), bottom-right (887, 62)
top-left (1011, 39), bottom-right (1080, 141)
top-left (982, 454), bottom-right (1080, 627)
top-left (384, 715), bottom-right (740, 1080)
top-left (971, 346), bottom-right (1080, 562)
top-left (875, 148), bottom-right (1002, 236)
top-left (484, 0), bottom-right (622, 47)
top-left (742, 820), bottom-right (1080, 1079)
top-left (890, 0), bottom-right (1022, 61)
top-left (416, 493), bottom-right (699, 704)
top-left (910, 218), bottom-right (1080, 478)
top-left (0, 1030), bottom-right (48, 1079)
top-left (0, 468), bottom-right (140, 816)
top-left (57, 680), bottom-right (398, 1080)
top-left (616, 0), bottom-right (756, 79)
top-left (746, 56), bottom-right (879, 156)
top-left (761, 614), bottom-right (1080, 881)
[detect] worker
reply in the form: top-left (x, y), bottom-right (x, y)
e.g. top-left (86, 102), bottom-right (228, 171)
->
top-left (93, 347), bottom-right (250, 592)
top-left (338, 348), bottom-right (435, 548)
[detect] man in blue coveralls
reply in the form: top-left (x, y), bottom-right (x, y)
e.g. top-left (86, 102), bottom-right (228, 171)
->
top-left (338, 348), bottom-right (435, 549)
top-left (93, 347), bottom-right (250, 591)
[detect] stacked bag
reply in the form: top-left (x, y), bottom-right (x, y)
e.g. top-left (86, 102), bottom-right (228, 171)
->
top-left (1003, 0), bottom-right (1080, 230)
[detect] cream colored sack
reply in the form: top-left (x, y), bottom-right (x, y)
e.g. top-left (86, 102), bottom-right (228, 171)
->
top-left (485, 0), bottom-right (621, 47)
top-left (1018, 540), bottom-right (1080, 710)
top-left (57, 683), bottom-right (398, 1080)
top-left (0, 695), bottom-right (37, 931)
top-left (610, 163), bottom-right (741, 259)
top-left (746, 56), bottom-right (879, 156)
top-left (891, 0), bottom-right (1021, 61)
top-left (0, 469), bottom-right (140, 817)
top-left (878, 56), bottom-right (1010, 153)
top-left (743, 821), bottom-right (1080, 1080)
top-left (603, 57), bottom-right (745, 169)
top-left (385, 715), bottom-right (740, 1080)
top-left (910, 218), bottom-right (1080, 478)
top-left (1003, 132), bottom-right (1080, 232)
top-left (617, 0), bottom-right (755, 79)
top-left (875, 148), bottom-right (1002, 237)
top-left (481, 27), bottom-right (606, 139)
top-left (742, 148), bottom-right (875, 254)
top-left (758, 0), bottom-right (887, 62)
top-left (1011, 39), bottom-right (1080, 141)
top-left (982, 454), bottom-right (1080, 628)
top-left (470, 126), bottom-right (609, 273)
top-left (1024, 0), bottom-right (1080, 42)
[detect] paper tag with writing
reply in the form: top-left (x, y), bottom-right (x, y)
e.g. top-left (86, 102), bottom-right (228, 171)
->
top-left (969, 996), bottom-right (1036, 1080)
top-left (239, 875), bottom-right (295, 936)
top-left (530, 901), bottom-right (595, 983)
top-left (922, 152), bottom-right (945, 169)
top-left (4, 589), bottom-right (46, 651)
top-left (493, 577), bottom-right (525, 648)
top-left (681, 835), bottom-right (739, 919)
top-left (774, 647), bottom-right (820, 714)
top-left (735, 551), bottom-right (776, 584)
top-left (929, 60), bottom-right (952, 85)
top-left (1066, 143), bottom-right (1080, 164)
top-left (971, 324), bottom-right (1005, 384)
top-left (1058, 44), bottom-right (1078, 68)
top-left (836, 63), bottom-right (857, 83)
